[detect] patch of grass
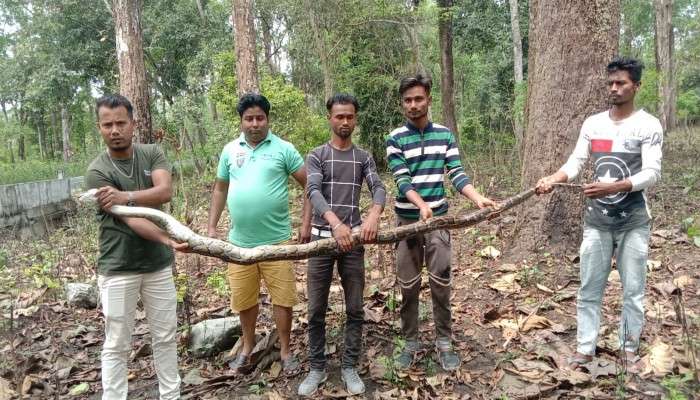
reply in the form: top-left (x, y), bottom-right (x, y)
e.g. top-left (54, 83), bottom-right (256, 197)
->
top-left (517, 265), bottom-right (543, 288)
top-left (661, 373), bottom-right (695, 400)
top-left (205, 270), bottom-right (229, 297)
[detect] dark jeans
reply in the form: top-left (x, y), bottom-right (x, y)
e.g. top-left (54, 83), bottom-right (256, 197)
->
top-left (307, 236), bottom-right (365, 370)
top-left (395, 216), bottom-right (453, 340)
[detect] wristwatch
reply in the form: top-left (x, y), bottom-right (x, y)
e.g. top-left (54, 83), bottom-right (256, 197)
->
top-left (126, 192), bottom-right (136, 207)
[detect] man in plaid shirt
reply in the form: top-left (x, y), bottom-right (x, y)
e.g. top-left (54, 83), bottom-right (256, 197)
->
top-left (298, 93), bottom-right (386, 396)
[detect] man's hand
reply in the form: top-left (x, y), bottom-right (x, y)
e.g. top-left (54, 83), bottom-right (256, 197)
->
top-left (361, 214), bottom-right (379, 243)
top-left (207, 226), bottom-right (218, 238)
top-left (332, 223), bottom-right (353, 252)
top-left (535, 175), bottom-right (556, 195)
top-left (168, 240), bottom-right (191, 253)
top-left (298, 221), bottom-right (311, 244)
top-left (95, 186), bottom-right (128, 210)
top-left (419, 205), bottom-right (433, 221)
top-left (583, 181), bottom-right (624, 199)
top-left (473, 195), bottom-right (499, 210)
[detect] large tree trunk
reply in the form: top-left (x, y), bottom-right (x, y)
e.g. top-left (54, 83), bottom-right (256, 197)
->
top-left (304, 0), bottom-right (333, 101)
top-left (654, 0), bottom-right (675, 131)
top-left (509, 0), bottom-right (525, 148)
top-left (232, 0), bottom-right (260, 96)
top-left (437, 0), bottom-right (459, 147)
top-left (195, 0), bottom-right (206, 22)
top-left (512, 0), bottom-right (619, 255)
top-left (113, 0), bottom-right (153, 143)
top-left (61, 105), bottom-right (72, 162)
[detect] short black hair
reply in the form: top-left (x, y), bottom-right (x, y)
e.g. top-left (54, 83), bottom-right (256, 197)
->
top-left (607, 57), bottom-right (644, 83)
top-left (326, 93), bottom-right (359, 113)
top-left (399, 74), bottom-right (432, 96)
top-left (236, 93), bottom-right (271, 117)
top-left (95, 94), bottom-right (133, 120)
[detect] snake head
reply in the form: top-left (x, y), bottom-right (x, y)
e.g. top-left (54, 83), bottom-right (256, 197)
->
top-left (75, 188), bottom-right (99, 204)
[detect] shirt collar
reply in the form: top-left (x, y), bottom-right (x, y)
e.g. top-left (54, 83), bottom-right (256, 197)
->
top-left (237, 131), bottom-right (274, 147)
top-left (405, 120), bottom-right (433, 132)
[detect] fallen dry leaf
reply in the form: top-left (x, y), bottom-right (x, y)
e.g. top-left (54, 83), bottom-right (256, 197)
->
top-left (641, 339), bottom-right (675, 376)
top-left (519, 314), bottom-right (553, 332)
top-left (479, 246), bottom-right (501, 259)
top-left (489, 273), bottom-right (521, 293)
top-left (673, 275), bottom-right (693, 289)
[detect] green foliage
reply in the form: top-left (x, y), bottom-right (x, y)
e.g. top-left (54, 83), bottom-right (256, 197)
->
top-left (661, 373), bottom-right (695, 400)
top-left (206, 270), bottom-right (230, 297)
top-left (210, 51), bottom-right (327, 156)
top-left (174, 273), bottom-right (188, 303)
top-left (0, 156), bottom-right (91, 185)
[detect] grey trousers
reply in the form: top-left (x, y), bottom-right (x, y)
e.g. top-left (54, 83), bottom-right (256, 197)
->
top-left (395, 216), bottom-right (452, 341)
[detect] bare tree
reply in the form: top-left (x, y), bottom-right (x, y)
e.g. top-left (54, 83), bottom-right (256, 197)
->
top-left (509, 0), bottom-right (524, 147)
top-left (61, 105), bottom-right (72, 162)
top-left (654, 0), bottom-right (675, 131)
top-left (437, 0), bottom-right (459, 146)
top-left (113, 0), bottom-right (153, 143)
top-left (233, 0), bottom-right (260, 96)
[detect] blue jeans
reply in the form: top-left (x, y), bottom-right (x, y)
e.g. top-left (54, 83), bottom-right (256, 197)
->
top-left (576, 223), bottom-right (650, 355)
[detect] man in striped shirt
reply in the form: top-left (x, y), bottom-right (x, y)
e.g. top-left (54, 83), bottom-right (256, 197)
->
top-left (386, 74), bottom-right (496, 371)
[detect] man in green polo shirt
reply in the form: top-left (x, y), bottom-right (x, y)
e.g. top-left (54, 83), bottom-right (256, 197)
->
top-left (207, 93), bottom-right (311, 374)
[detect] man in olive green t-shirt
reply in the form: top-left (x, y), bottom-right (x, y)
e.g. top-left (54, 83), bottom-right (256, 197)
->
top-left (207, 93), bottom-right (311, 375)
top-left (86, 94), bottom-right (186, 400)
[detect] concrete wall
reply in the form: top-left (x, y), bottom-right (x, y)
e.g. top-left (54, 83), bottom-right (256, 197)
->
top-left (0, 177), bottom-right (84, 236)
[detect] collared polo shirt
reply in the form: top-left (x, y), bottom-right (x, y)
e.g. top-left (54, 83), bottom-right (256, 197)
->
top-left (216, 131), bottom-right (304, 247)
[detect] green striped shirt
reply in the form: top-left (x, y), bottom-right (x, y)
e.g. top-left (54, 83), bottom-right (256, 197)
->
top-left (385, 122), bottom-right (470, 219)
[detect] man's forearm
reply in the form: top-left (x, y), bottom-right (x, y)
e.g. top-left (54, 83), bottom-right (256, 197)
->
top-left (121, 217), bottom-right (170, 245)
top-left (208, 190), bottom-right (226, 231)
top-left (405, 190), bottom-right (428, 209)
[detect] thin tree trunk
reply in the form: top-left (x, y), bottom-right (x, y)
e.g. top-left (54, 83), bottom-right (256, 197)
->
top-left (513, 0), bottom-right (619, 255)
top-left (654, 0), bottom-right (675, 131)
top-left (209, 97), bottom-right (218, 122)
top-left (194, 0), bottom-right (206, 22)
top-left (232, 0), bottom-right (260, 96)
top-left (61, 105), bottom-right (72, 162)
top-left (36, 115), bottom-right (47, 160)
top-left (7, 139), bottom-right (14, 164)
top-left (304, 0), bottom-right (333, 101)
top-left (114, 0), bottom-right (153, 143)
top-left (437, 0), bottom-right (459, 147)
top-left (509, 0), bottom-right (525, 148)
top-left (18, 135), bottom-right (25, 161)
top-left (259, 10), bottom-right (278, 75)
top-left (1, 102), bottom-right (8, 123)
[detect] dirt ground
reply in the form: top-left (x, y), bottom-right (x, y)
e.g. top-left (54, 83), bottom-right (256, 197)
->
top-left (1, 128), bottom-right (699, 399)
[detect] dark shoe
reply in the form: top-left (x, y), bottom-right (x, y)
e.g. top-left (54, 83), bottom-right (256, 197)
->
top-left (228, 353), bottom-right (254, 375)
top-left (436, 337), bottom-right (461, 371)
top-left (394, 340), bottom-right (421, 370)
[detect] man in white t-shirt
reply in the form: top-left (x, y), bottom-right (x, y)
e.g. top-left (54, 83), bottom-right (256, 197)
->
top-left (536, 57), bottom-right (663, 370)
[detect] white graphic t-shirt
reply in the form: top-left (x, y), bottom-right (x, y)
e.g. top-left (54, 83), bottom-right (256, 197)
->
top-left (560, 109), bottom-right (663, 231)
